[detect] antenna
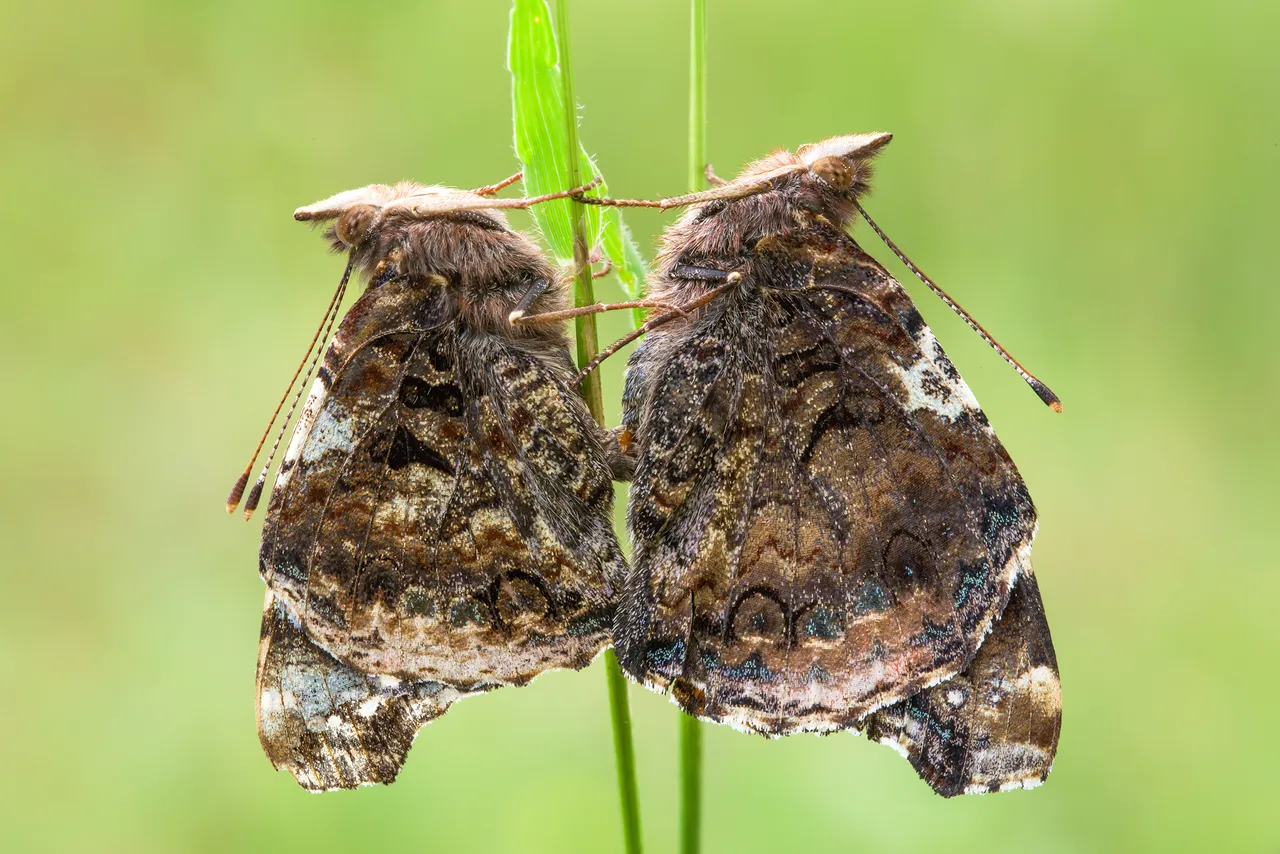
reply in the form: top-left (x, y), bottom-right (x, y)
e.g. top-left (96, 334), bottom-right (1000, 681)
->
top-left (225, 255), bottom-right (354, 517)
top-left (854, 201), bottom-right (1061, 412)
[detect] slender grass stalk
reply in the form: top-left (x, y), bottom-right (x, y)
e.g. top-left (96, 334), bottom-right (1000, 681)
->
top-left (552, 3), bottom-right (643, 852)
top-left (679, 712), bottom-right (703, 854)
top-left (680, 4), bottom-right (707, 854)
top-left (688, 0), bottom-right (708, 195)
top-left (604, 646), bottom-right (642, 854)
top-left (554, 0), bottom-right (603, 418)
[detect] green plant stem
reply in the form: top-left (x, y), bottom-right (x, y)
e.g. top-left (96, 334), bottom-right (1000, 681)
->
top-left (605, 647), bottom-right (642, 854)
top-left (679, 712), bottom-right (703, 854)
top-left (553, 3), bottom-right (642, 853)
top-left (680, 4), bottom-right (707, 854)
top-left (688, 0), bottom-right (708, 195)
top-left (554, 0), bottom-right (603, 421)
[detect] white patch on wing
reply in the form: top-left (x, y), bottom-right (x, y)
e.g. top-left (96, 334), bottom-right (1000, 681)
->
top-left (283, 375), bottom-right (329, 467)
top-left (259, 687), bottom-right (283, 717)
top-left (301, 405), bottom-right (353, 464)
top-left (963, 742), bottom-right (1053, 794)
top-left (887, 326), bottom-right (982, 421)
top-left (1017, 664), bottom-right (1062, 711)
top-left (878, 736), bottom-right (911, 759)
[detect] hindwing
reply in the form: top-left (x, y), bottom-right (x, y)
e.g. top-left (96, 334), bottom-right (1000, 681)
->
top-left (864, 571), bottom-right (1061, 796)
top-left (256, 591), bottom-right (456, 791)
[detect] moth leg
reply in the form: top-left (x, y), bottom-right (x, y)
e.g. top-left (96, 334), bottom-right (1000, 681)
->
top-left (670, 264), bottom-right (743, 285)
top-left (388, 178), bottom-right (603, 217)
top-left (575, 282), bottom-right (735, 381)
top-left (573, 177), bottom-right (778, 210)
top-left (472, 171), bottom-right (523, 196)
top-left (576, 319), bottom-right (672, 383)
top-left (704, 163), bottom-right (728, 186)
top-left (512, 297), bottom-right (682, 326)
top-left (503, 177), bottom-right (603, 207)
top-left (508, 277), bottom-right (553, 323)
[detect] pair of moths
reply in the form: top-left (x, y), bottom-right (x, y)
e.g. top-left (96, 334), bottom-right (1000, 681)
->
top-left (230, 135), bottom-right (1061, 797)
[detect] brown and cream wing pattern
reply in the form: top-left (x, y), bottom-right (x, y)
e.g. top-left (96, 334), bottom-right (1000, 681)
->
top-left (618, 227), bottom-right (1038, 736)
top-left (864, 570), bottom-right (1061, 796)
top-left (256, 589), bottom-right (457, 791)
top-left (257, 274), bottom-right (625, 786)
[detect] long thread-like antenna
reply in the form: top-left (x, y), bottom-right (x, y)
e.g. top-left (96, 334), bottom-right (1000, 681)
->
top-left (855, 201), bottom-right (1061, 412)
top-left (241, 258), bottom-right (352, 519)
top-left (225, 255), bottom-right (354, 516)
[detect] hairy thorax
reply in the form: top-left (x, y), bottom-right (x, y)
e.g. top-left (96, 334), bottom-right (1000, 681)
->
top-left (351, 214), bottom-right (571, 349)
top-left (651, 175), bottom-right (859, 306)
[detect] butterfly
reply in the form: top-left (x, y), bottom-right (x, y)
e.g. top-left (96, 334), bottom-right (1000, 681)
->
top-left (577, 134), bottom-right (1062, 795)
top-left (229, 176), bottom-right (632, 790)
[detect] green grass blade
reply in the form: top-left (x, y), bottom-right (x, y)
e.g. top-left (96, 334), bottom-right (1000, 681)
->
top-left (507, 0), bottom-right (598, 261)
top-left (689, 0), bottom-right (708, 195)
top-left (508, 0), bottom-right (647, 333)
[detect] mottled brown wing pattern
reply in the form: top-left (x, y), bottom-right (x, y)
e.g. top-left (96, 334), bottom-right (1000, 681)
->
top-left (256, 590), bottom-right (457, 791)
top-left (864, 571), bottom-right (1061, 796)
top-left (619, 226), bottom-right (1037, 735)
top-left (257, 273), bottom-right (624, 786)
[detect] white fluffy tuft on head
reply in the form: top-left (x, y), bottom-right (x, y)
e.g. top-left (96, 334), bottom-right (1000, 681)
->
top-left (294, 185), bottom-right (399, 221)
top-left (797, 132), bottom-right (893, 166)
top-left (293, 182), bottom-right (470, 222)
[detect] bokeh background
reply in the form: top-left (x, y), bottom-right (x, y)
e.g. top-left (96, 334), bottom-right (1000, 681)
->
top-left (3, 0), bottom-right (1277, 851)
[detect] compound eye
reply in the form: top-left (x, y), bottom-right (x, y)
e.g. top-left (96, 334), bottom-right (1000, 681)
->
top-left (335, 204), bottom-right (379, 246)
top-left (810, 155), bottom-right (853, 190)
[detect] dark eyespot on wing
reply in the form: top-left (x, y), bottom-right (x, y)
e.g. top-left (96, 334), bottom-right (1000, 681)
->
top-left (366, 424), bottom-right (455, 474)
top-left (398, 375), bottom-right (465, 416)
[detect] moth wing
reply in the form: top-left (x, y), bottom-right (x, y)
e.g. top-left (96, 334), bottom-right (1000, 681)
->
top-left (260, 274), bottom-right (623, 692)
top-left (864, 571), bottom-right (1061, 796)
top-left (256, 591), bottom-right (457, 791)
top-left (620, 228), bottom-right (1038, 734)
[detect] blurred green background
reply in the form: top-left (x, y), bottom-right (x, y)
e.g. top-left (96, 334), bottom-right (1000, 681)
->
top-left (2, 0), bottom-right (1277, 851)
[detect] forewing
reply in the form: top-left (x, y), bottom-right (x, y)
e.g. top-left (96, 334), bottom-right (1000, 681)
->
top-left (256, 591), bottom-right (456, 790)
top-left (260, 275), bottom-right (623, 691)
top-left (864, 571), bottom-right (1061, 796)
top-left (621, 228), bottom-right (1037, 734)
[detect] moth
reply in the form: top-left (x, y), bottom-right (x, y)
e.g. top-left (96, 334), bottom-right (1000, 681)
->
top-left (226, 175), bottom-right (632, 790)
top-left (575, 134), bottom-right (1062, 796)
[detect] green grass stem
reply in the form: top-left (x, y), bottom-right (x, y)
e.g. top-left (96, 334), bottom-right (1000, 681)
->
top-left (680, 4), bottom-right (707, 853)
top-left (552, 3), bottom-right (643, 852)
